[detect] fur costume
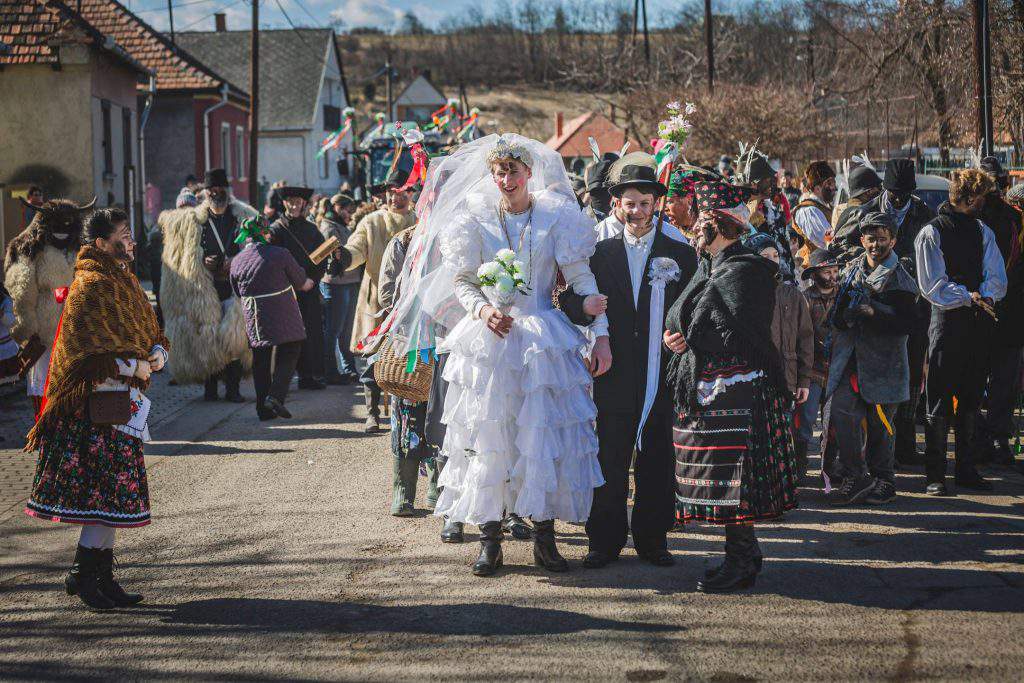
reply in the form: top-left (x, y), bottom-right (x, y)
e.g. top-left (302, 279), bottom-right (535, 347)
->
top-left (3, 199), bottom-right (91, 395)
top-left (27, 246), bottom-right (168, 450)
top-left (159, 198), bottom-right (255, 383)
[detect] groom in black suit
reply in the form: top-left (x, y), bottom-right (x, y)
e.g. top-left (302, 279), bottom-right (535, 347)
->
top-left (562, 162), bottom-right (698, 568)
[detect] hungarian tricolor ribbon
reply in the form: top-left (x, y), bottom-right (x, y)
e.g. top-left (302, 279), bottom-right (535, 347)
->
top-left (394, 123), bottom-right (428, 192)
top-left (316, 107), bottom-right (356, 159)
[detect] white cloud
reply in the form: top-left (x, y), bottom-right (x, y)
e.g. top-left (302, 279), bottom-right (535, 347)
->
top-left (328, 0), bottom-right (405, 30)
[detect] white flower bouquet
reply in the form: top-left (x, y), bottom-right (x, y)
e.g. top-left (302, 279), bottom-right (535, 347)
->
top-left (477, 248), bottom-right (530, 307)
top-left (657, 101), bottom-right (696, 147)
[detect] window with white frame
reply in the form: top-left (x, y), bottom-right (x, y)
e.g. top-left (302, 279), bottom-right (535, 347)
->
top-left (235, 127), bottom-right (245, 180)
top-left (220, 123), bottom-right (232, 179)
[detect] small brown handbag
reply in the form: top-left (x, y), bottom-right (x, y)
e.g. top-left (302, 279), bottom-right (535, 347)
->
top-left (87, 391), bottom-right (132, 425)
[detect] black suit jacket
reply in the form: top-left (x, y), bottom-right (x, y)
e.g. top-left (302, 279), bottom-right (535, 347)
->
top-left (560, 230), bottom-right (698, 417)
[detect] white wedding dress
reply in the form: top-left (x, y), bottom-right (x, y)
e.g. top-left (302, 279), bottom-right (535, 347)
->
top-left (433, 189), bottom-right (605, 525)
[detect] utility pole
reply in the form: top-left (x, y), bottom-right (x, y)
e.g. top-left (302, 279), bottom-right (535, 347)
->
top-left (167, 0), bottom-right (175, 43)
top-left (247, 0), bottom-right (259, 204)
top-left (973, 0), bottom-right (994, 155)
top-left (704, 0), bottom-right (714, 93)
top-left (641, 0), bottom-right (650, 65)
top-left (384, 53), bottom-right (393, 122)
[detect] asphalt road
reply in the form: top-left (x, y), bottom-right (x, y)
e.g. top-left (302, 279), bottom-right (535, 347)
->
top-left (1, 383), bottom-right (1022, 681)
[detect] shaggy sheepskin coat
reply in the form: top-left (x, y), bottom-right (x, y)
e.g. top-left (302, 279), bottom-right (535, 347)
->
top-left (159, 198), bottom-right (256, 383)
top-left (343, 207), bottom-right (416, 353)
top-left (3, 245), bottom-right (76, 349)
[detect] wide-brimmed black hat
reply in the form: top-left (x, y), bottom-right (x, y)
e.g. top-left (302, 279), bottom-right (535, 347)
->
top-left (608, 164), bottom-right (666, 198)
top-left (848, 165), bottom-right (882, 198)
top-left (204, 168), bottom-right (230, 189)
top-left (386, 167), bottom-right (413, 189)
top-left (801, 249), bottom-right (840, 280)
top-left (744, 153), bottom-right (775, 185)
top-left (275, 186), bottom-right (314, 201)
top-left (883, 159), bottom-right (916, 193)
top-left (585, 159), bottom-right (616, 193)
top-left (980, 155), bottom-right (1008, 179)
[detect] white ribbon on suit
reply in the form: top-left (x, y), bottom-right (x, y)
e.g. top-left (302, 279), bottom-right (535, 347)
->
top-left (636, 257), bottom-right (682, 449)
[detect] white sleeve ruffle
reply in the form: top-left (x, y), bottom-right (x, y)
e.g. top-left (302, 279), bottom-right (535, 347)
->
top-left (554, 205), bottom-right (598, 266)
top-left (440, 215), bottom-right (484, 274)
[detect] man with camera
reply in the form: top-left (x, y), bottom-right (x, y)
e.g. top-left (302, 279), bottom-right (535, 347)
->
top-left (826, 212), bottom-right (919, 506)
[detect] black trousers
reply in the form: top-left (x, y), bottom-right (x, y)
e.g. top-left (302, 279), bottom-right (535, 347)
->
top-left (925, 308), bottom-right (992, 420)
top-left (586, 410), bottom-right (675, 556)
top-left (295, 290), bottom-right (324, 379)
top-left (252, 341), bottom-right (302, 407)
top-left (977, 345), bottom-right (1023, 441)
top-left (894, 310), bottom-right (929, 456)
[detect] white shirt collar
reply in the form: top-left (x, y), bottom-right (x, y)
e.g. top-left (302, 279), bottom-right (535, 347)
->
top-left (623, 226), bottom-right (656, 249)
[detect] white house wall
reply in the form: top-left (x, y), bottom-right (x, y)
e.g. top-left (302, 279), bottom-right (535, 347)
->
top-left (260, 134), bottom-right (308, 187)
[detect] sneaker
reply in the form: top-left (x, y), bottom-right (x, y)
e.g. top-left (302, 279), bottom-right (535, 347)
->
top-left (865, 479), bottom-right (896, 504)
top-left (828, 473), bottom-right (875, 506)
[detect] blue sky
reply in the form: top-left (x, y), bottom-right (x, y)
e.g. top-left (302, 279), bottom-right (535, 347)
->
top-left (124, 0), bottom-right (708, 34)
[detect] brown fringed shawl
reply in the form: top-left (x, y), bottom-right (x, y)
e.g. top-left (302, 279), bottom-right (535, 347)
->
top-left (26, 246), bottom-right (169, 450)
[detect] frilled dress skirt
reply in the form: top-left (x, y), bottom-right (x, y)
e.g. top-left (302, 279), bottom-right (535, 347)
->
top-left (434, 307), bottom-right (604, 525)
top-left (25, 415), bottom-right (150, 527)
top-left (674, 353), bottom-right (798, 524)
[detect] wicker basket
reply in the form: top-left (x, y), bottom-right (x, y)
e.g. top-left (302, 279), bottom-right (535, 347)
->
top-left (373, 336), bottom-right (434, 402)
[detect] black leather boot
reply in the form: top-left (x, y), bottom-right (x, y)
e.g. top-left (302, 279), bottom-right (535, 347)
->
top-left (65, 545), bottom-right (115, 610)
top-left (97, 548), bottom-right (143, 606)
top-left (697, 525), bottom-right (757, 593)
top-left (923, 416), bottom-right (950, 496)
top-left (954, 411), bottom-right (993, 491)
top-left (223, 360), bottom-right (245, 403)
top-left (472, 521), bottom-right (503, 576)
top-left (441, 517), bottom-right (464, 543)
top-left (203, 376), bottom-right (219, 401)
top-left (256, 403), bottom-right (277, 421)
top-left (532, 519), bottom-right (569, 572)
top-left (503, 512), bottom-right (533, 540)
top-left (704, 529), bottom-right (762, 580)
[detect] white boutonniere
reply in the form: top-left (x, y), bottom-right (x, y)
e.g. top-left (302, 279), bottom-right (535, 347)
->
top-left (649, 257), bottom-right (681, 286)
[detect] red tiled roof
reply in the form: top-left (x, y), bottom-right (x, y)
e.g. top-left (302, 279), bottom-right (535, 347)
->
top-left (0, 0), bottom-right (87, 65)
top-left (546, 111), bottom-right (642, 159)
top-left (75, 0), bottom-right (246, 96)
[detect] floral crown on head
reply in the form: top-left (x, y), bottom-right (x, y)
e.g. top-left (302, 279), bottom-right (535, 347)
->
top-left (487, 136), bottom-right (533, 169)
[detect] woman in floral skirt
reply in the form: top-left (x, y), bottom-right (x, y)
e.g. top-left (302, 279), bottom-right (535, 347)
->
top-left (24, 208), bottom-right (169, 610)
top-left (664, 180), bottom-right (799, 593)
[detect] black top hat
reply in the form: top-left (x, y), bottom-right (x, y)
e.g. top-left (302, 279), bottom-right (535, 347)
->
top-left (801, 249), bottom-right (840, 280)
top-left (608, 164), bottom-right (666, 199)
top-left (848, 165), bottom-right (882, 198)
top-left (883, 159), bottom-right (916, 194)
top-left (275, 186), bottom-right (314, 201)
top-left (745, 153), bottom-right (775, 185)
top-left (584, 159), bottom-right (616, 193)
top-left (980, 156), bottom-right (1008, 179)
top-left (204, 168), bottom-right (230, 189)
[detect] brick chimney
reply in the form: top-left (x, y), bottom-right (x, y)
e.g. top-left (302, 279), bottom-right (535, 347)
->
top-left (555, 112), bottom-right (564, 138)
top-left (214, 13), bottom-right (226, 32)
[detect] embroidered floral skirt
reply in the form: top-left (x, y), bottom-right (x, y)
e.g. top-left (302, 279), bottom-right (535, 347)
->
top-left (675, 353), bottom-right (798, 525)
top-left (25, 415), bottom-right (150, 527)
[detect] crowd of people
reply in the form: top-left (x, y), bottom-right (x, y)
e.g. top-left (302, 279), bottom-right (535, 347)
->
top-left (4, 126), bottom-right (1022, 609)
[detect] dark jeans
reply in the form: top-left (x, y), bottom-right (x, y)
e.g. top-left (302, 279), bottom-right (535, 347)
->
top-left (587, 410), bottom-right (675, 557)
top-left (296, 289), bottom-right (325, 380)
top-left (320, 282), bottom-right (358, 377)
top-left (894, 314), bottom-right (929, 456)
top-left (831, 370), bottom-right (897, 484)
top-left (252, 341), bottom-right (302, 407)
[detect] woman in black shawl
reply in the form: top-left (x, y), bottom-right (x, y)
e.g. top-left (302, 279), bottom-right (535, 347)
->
top-left (664, 180), bottom-right (799, 593)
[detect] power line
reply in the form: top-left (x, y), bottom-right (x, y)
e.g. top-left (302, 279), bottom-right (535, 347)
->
top-left (134, 0), bottom-right (217, 14)
top-left (177, 0), bottom-right (245, 31)
top-left (289, 0), bottom-right (321, 28)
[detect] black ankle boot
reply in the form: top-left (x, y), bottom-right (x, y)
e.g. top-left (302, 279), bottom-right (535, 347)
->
top-left (532, 519), bottom-right (568, 572)
top-left (441, 517), bottom-right (464, 543)
top-left (223, 361), bottom-right (245, 403)
top-left (954, 411), bottom-right (992, 491)
top-left (503, 513), bottom-right (533, 540)
top-left (203, 377), bottom-right (219, 401)
top-left (65, 545), bottom-right (115, 610)
top-left (697, 525), bottom-right (758, 593)
top-left (472, 521), bottom-right (503, 576)
top-left (97, 548), bottom-right (143, 606)
top-left (794, 441), bottom-right (809, 482)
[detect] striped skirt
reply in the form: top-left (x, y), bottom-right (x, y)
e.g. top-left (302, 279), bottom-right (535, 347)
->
top-left (674, 354), bottom-right (798, 524)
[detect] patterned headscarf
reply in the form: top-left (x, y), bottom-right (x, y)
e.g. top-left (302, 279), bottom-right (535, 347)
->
top-left (693, 180), bottom-right (753, 228)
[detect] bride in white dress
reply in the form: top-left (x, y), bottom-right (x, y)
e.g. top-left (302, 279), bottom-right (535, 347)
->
top-left (380, 134), bottom-right (607, 576)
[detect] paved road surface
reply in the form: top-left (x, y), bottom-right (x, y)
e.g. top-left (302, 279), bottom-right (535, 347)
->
top-left (1, 382), bottom-right (1022, 681)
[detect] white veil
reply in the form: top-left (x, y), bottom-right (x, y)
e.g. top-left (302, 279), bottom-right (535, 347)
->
top-left (370, 133), bottom-right (576, 359)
